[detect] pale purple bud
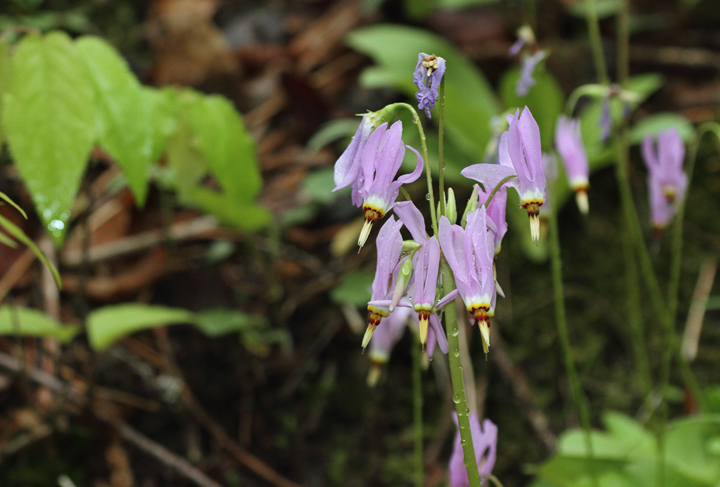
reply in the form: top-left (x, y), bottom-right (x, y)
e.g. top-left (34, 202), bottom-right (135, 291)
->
top-left (516, 51), bottom-right (546, 96)
top-left (449, 412), bottom-right (498, 487)
top-left (413, 53), bottom-right (446, 118)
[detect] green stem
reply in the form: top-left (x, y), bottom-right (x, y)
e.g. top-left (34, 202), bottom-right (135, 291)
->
top-left (438, 79), bottom-right (446, 218)
top-left (548, 209), bottom-right (598, 487)
top-left (411, 331), bottom-right (424, 487)
top-left (480, 474), bottom-right (507, 487)
top-left (440, 260), bottom-right (482, 487)
top-left (484, 175), bottom-right (517, 209)
top-left (584, 0), bottom-right (609, 84)
top-left (398, 103), bottom-right (438, 235)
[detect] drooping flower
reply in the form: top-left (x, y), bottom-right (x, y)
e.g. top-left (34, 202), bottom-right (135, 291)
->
top-left (477, 184), bottom-right (507, 256)
top-left (438, 207), bottom-right (496, 353)
top-left (357, 121), bottom-right (424, 248)
top-left (641, 129), bottom-right (687, 230)
top-left (367, 306), bottom-right (412, 386)
top-left (413, 53), bottom-right (446, 118)
top-left (449, 412), bottom-right (498, 487)
top-left (390, 201), bottom-right (454, 349)
top-left (516, 50), bottom-right (546, 96)
top-left (362, 217), bottom-right (404, 350)
top-left (555, 115), bottom-right (590, 214)
top-left (333, 112), bottom-right (379, 206)
top-left (462, 107), bottom-right (546, 242)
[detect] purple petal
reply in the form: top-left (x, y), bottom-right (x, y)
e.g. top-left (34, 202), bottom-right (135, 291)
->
top-left (428, 313), bottom-right (448, 356)
top-left (461, 163), bottom-right (517, 194)
top-left (333, 115), bottom-right (374, 192)
top-left (372, 217), bottom-right (404, 300)
top-left (393, 201), bottom-right (428, 243)
top-left (369, 307), bottom-right (411, 362)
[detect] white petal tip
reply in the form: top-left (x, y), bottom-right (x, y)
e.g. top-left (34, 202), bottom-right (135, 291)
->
top-left (479, 321), bottom-right (490, 355)
top-left (367, 365), bottom-right (381, 387)
top-left (494, 279), bottom-right (505, 298)
top-left (418, 315), bottom-right (429, 347)
top-left (575, 191), bottom-right (589, 215)
top-left (358, 220), bottom-right (373, 249)
top-left (361, 325), bottom-right (376, 350)
top-left (529, 215), bottom-right (540, 242)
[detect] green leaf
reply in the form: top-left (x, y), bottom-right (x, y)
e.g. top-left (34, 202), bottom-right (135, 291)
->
top-left (145, 87), bottom-right (177, 163)
top-left (165, 102), bottom-right (209, 199)
top-left (189, 188), bottom-right (271, 231)
top-left (0, 214), bottom-right (61, 288)
top-left (188, 94), bottom-right (262, 203)
top-left (331, 270), bottom-right (374, 307)
top-left (665, 415), bottom-right (720, 484)
top-left (87, 304), bottom-right (195, 351)
top-left (0, 306), bottom-right (79, 342)
top-left (302, 167), bottom-right (345, 204)
top-left (0, 191), bottom-right (28, 219)
top-left (628, 113), bottom-right (695, 145)
top-left (346, 25), bottom-right (501, 160)
top-left (76, 36), bottom-right (153, 206)
top-left (307, 118), bottom-right (361, 151)
top-left (0, 229), bottom-right (17, 248)
top-left (194, 308), bottom-right (267, 337)
top-left (499, 64), bottom-right (565, 151)
top-left (0, 40), bottom-right (9, 146)
top-left (3, 31), bottom-right (95, 246)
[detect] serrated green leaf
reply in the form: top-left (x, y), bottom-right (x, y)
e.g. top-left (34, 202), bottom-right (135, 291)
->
top-left (194, 308), bottom-right (267, 338)
top-left (0, 306), bottom-right (79, 342)
top-left (3, 31), bottom-right (95, 246)
top-left (628, 113), bottom-right (695, 145)
top-left (87, 304), bottom-right (195, 351)
top-left (346, 25), bottom-right (501, 159)
top-left (0, 214), bottom-right (61, 288)
top-left (188, 94), bottom-right (262, 202)
top-left (499, 64), bottom-right (565, 152)
top-left (76, 36), bottom-right (152, 206)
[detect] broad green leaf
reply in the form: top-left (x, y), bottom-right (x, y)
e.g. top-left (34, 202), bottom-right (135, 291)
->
top-left (0, 40), bottom-right (9, 146)
top-left (346, 25), bottom-right (501, 160)
top-left (628, 113), bottom-right (695, 145)
top-left (76, 36), bottom-right (152, 206)
top-left (87, 304), bottom-right (194, 351)
top-left (538, 455), bottom-right (627, 486)
top-left (190, 187), bottom-right (271, 231)
top-left (0, 306), bottom-right (79, 342)
top-left (194, 308), bottom-right (267, 337)
top-left (302, 167), bottom-right (344, 204)
top-left (665, 416), bottom-right (720, 484)
top-left (307, 118), bottom-right (362, 151)
top-left (0, 214), bottom-right (61, 288)
top-left (0, 191), bottom-right (27, 219)
top-left (188, 94), bottom-right (262, 203)
top-left (145, 87), bottom-right (177, 163)
top-left (499, 64), bottom-right (565, 152)
top-left (601, 411), bottom-right (657, 459)
top-left (165, 99), bottom-right (209, 199)
top-left (331, 270), bottom-right (374, 307)
top-left (3, 31), bottom-right (95, 246)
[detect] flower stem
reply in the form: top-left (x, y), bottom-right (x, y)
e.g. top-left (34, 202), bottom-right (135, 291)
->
top-left (547, 209), bottom-right (598, 487)
top-left (438, 79), bottom-right (446, 218)
top-left (411, 331), bottom-right (424, 487)
top-left (440, 259), bottom-right (482, 487)
top-left (398, 103), bottom-right (438, 235)
top-left (584, 0), bottom-right (609, 85)
top-left (480, 474), bottom-right (507, 487)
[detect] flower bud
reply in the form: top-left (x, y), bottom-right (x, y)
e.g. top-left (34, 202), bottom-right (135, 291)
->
top-left (446, 188), bottom-right (457, 224)
top-left (402, 240), bottom-right (421, 252)
top-left (390, 257), bottom-right (414, 311)
top-left (461, 185), bottom-right (479, 228)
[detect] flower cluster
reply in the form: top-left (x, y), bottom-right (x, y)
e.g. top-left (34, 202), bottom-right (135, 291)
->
top-left (641, 128), bottom-right (687, 230)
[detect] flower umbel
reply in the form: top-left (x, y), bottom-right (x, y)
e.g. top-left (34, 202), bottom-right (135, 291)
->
top-left (449, 412), bottom-right (498, 487)
top-left (555, 115), bottom-right (590, 214)
top-left (413, 53), bottom-right (446, 118)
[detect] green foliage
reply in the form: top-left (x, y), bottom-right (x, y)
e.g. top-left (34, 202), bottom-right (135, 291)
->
top-left (532, 412), bottom-right (720, 487)
top-left (3, 31), bottom-right (95, 246)
top-left (0, 213), bottom-right (62, 287)
top-left (86, 304), bottom-right (273, 352)
top-left (0, 306), bottom-right (79, 342)
top-left (77, 36), bottom-right (153, 206)
top-left (628, 113), bottom-right (695, 145)
top-left (0, 31), bottom-right (268, 246)
top-left (331, 270), bottom-right (374, 307)
top-left (87, 304), bottom-right (194, 351)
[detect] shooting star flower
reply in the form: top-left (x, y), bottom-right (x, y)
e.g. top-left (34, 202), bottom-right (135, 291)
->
top-left (555, 115), bottom-right (590, 214)
top-left (414, 53), bottom-right (446, 118)
top-left (449, 412), bottom-right (498, 487)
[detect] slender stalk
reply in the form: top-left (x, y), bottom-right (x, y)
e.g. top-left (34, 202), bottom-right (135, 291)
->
top-left (411, 331), bottom-right (424, 487)
top-left (584, 0), bottom-right (609, 84)
top-left (484, 175), bottom-right (517, 209)
top-left (438, 79), bottom-right (446, 218)
top-left (547, 209), bottom-right (598, 487)
top-left (399, 103), bottom-right (438, 235)
top-left (440, 260), bottom-right (482, 487)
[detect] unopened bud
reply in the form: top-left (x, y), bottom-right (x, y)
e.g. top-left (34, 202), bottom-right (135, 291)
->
top-left (402, 240), bottom-right (421, 252)
top-left (446, 188), bottom-right (457, 224)
top-left (391, 257), bottom-right (414, 311)
top-left (461, 185), bottom-right (480, 228)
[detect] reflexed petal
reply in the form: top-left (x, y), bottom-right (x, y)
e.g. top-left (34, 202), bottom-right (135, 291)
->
top-left (393, 201), bottom-right (428, 243)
